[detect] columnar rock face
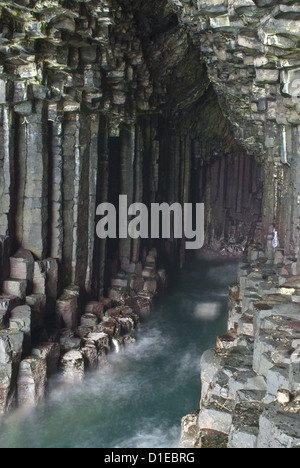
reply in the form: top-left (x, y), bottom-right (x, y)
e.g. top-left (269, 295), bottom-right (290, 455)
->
top-left (180, 254), bottom-right (300, 448)
top-left (0, 0), bottom-right (300, 446)
top-left (171, 0), bottom-right (300, 261)
top-left (0, 0), bottom-right (265, 294)
top-left (0, 0), bottom-right (299, 282)
top-left (0, 244), bottom-right (165, 412)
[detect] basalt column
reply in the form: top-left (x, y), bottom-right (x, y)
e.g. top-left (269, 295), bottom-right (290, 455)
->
top-left (0, 102), bottom-right (14, 238)
top-left (15, 101), bottom-right (48, 260)
top-left (119, 123), bottom-right (135, 270)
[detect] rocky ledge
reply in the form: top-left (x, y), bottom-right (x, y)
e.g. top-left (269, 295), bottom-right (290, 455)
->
top-left (0, 244), bottom-right (167, 414)
top-left (180, 249), bottom-right (300, 449)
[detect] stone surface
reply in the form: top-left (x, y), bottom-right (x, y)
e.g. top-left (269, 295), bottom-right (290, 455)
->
top-left (9, 305), bottom-right (31, 355)
top-left (186, 258), bottom-right (300, 448)
top-left (17, 356), bottom-right (47, 408)
top-left (56, 294), bottom-right (78, 330)
top-left (179, 411), bottom-right (199, 448)
top-left (60, 350), bottom-right (85, 383)
top-left (0, 0), bottom-right (300, 446)
top-left (0, 330), bottom-right (24, 413)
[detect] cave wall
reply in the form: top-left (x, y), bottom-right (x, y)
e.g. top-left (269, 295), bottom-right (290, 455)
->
top-left (0, 0), bottom-right (299, 300)
top-left (172, 0), bottom-right (300, 263)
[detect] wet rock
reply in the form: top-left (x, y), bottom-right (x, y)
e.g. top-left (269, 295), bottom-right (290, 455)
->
top-left (0, 79), bottom-right (7, 104)
top-left (83, 331), bottom-right (110, 368)
top-left (129, 275), bottom-right (144, 293)
top-left (0, 330), bottom-right (24, 365)
top-left (179, 411), bottom-right (199, 448)
top-left (63, 284), bottom-right (80, 297)
top-left (33, 261), bottom-right (47, 295)
top-left (56, 294), bottom-right (78, 330)
top-left (80, 313), bottom-right (98, 328)
top-left (86, 332), bottom-right (110, 354)
top-left (108, 287), bottom-right (127, 305)
top-left (31, 342), bottom-right (60, 378)
top-left (0, 309), bottom-right (8, 330)
top-left (123, 335), bottom-right (136, 349)
top-left (84, 302), bottom-right (104, 320)
top-left (17, 356), bottom-right (47, 407)
top-left (143, 278), bottom-right (157, 295)
top-left (60, 350), bottom-right (84, 383)
top-left (196, 257), bottom-right (300, 447)
top-left (2, 280), bottom-right (27, 300)
top-left (1, 0), bottom-right (300, 440)
top-left (26, 294), bottom-right (47, 340)
top-left (0, 296), bottom-right (20, 315)
top-left (228, 401), bottom-right (263, 449)
top-left (51, 14), bottom-right (76, 34)
top-left (0, 364), bottom-right (17, 414)
top-left (106, 307), bottom-right (137, 337)
top-left (125, 295), bottom-right (152, 321)
top-left (0, 330), bottom-right (24, 413)
top-left (9, 305), bottom-right (31, 355)
top-left (200, 429), bottom-right (228, 449)
top-left (98, 316), bottom-right (117, 337)
top-left (257, 397), bottom-right (300, 448)
top-left (198, 395), bottom-right (235, 434)
top-left (9, 254), bottom-right (34, 282)
top-left (59, 329), bottom-right (82, 353)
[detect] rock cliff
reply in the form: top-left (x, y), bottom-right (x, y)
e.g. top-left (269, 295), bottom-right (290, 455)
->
top-left (180, 254), bottom-right (300, 448)
top-left (0, 0), bottom-right (300, 447)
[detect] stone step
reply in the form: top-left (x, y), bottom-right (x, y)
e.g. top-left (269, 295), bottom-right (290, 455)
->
top-left (0, 309), bottom-right (8, 330)
top-left (63, 284), bottom-right (80, 297)
top-left (2, 279), bottom-right (27, 300)
top-left (84, 301), bottom-right (104, 319)
top-left (198, 395), bottom-right (236, 434)
top-left (56, 294), bottom-right (78, 330)
top-left (228, 401), bottom-right (263, 448)
top-left (9, 256), bottom-right (34, 281)
top-left (0, 295), bottom-right (20, 312)
top-left (80, 313), bottom-right (99, 328)
top-left (9, 305), bottom-right (32, 355)
top-left (111, 277), bottom-right (128, 288)
top-left (17, 355), bottom-right (47, 408)
top-left (200, 429), bottom-right (228, 449)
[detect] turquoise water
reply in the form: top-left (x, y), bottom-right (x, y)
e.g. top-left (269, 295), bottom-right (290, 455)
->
top-left (0, 259), bottom-right (239, 448)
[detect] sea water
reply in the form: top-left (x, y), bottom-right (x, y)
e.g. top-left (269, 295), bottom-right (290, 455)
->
top-left (0, 259), bottom-right (239, 448)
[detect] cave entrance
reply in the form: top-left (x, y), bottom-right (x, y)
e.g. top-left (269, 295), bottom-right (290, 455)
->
top-left (93, 82), bottom-right (264, 298)
top-left (90, 2), bottom-right (265, 299)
